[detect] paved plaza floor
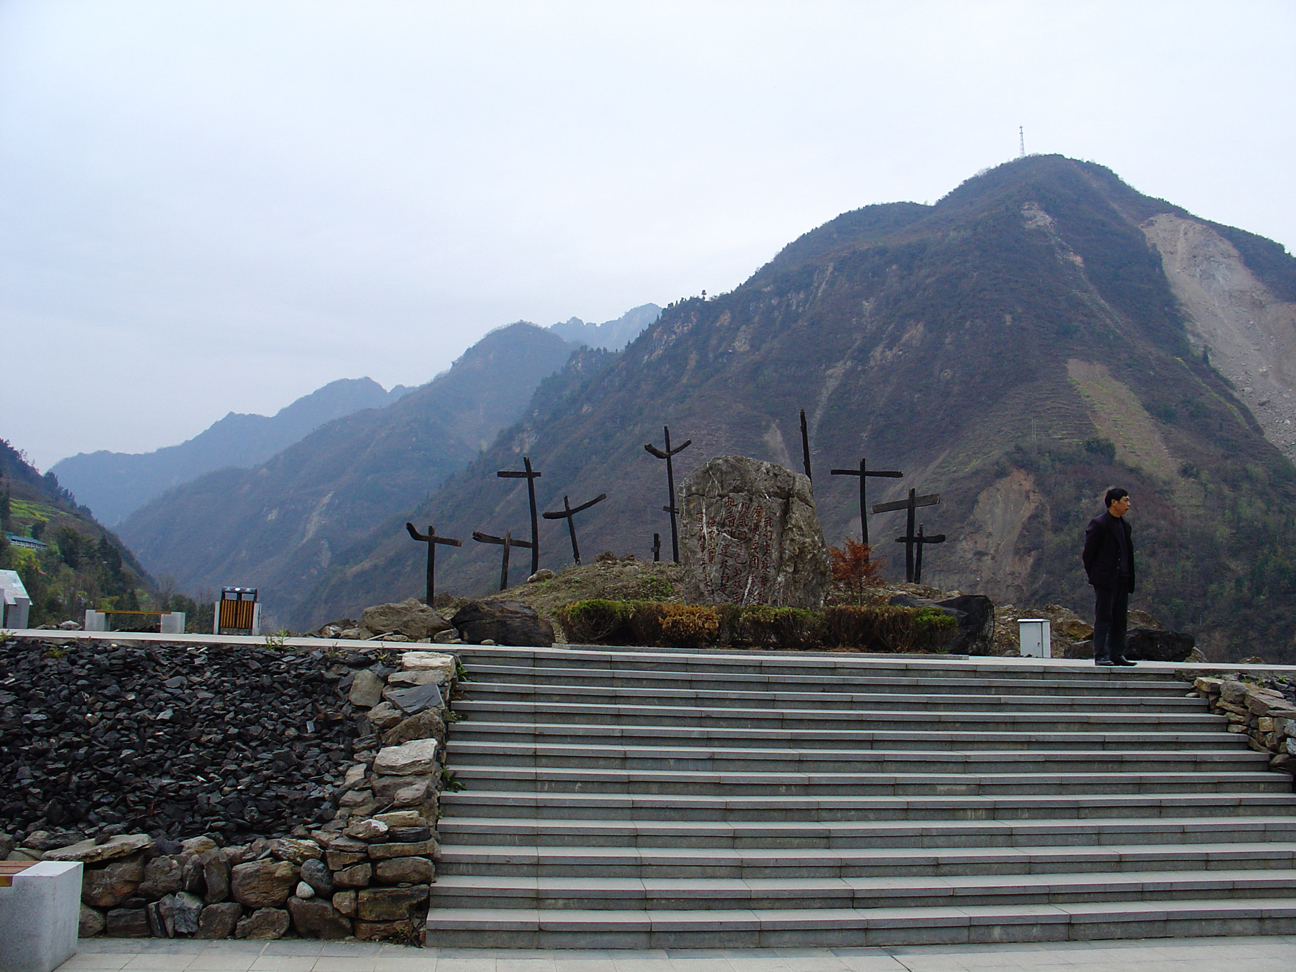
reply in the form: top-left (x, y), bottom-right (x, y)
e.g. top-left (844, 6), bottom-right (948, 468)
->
top-left (57, 936), bottom-right (1296, 972)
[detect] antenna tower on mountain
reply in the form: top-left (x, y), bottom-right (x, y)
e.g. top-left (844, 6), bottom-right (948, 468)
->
top-left (1019, 126), bottom-right (1025, 158)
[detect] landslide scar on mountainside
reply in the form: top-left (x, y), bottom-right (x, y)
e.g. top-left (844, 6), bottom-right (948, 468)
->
top-left (1143, 214), bottom-right (1296, 464)
top-left (948, 468), bottom-right (1045, 605)
top-left (1066, 359), bottom-right (1178, 484)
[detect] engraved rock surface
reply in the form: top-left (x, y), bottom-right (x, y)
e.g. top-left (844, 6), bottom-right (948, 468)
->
top-left (679, 456), bottom-right (831, 608)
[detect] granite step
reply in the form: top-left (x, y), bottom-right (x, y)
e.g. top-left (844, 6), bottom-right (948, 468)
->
top-left (423, 899), bottom-right (1296, 948)
top-left (438, 789), bottom-right (1296, 822)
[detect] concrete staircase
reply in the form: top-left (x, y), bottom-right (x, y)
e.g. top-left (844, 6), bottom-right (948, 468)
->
top-left (425, 646), bottom-right (1296, 947)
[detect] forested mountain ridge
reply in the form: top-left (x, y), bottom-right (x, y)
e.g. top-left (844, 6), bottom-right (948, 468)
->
top-left (298, 155), bottom-right (1296, 662)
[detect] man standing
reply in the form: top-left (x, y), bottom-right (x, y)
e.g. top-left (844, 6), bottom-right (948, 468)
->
top-left (1082, 487), bottom-right (1137, 667)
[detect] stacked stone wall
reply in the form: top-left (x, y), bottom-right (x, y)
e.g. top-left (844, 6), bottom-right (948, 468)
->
top-left (1191, 675), bottom-right (1296, 777)
top-left (0, 636), bottom-right (457, 944)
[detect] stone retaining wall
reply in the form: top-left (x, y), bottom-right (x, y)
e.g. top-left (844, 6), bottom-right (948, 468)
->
top-left (1190, 675), bottom-right (1296, 777)
top-left (0, 637), bottom-right (458, 944)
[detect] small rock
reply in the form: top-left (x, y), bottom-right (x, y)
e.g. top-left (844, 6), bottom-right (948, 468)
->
top-left (382, 710), bottom-right (447, 749)
top-left (300, 858), bottom-right (334, 896)
top-left (332, 890), bottom-right (357, 916)
top-left (235, 906), bottom-right (290, 940)
top-left (348, 669), bottom-right (386, 708)
top-left (267, 838), bottom-right (321, 865)
top-left (105, 907), bottom-right (150, 937)
top-left (82, 858), bottom-right (145, 908)
top-left (368, 839), bottom-right (438, 862)
top-left (374, 856), bottom-right (434, 885)
top-left (296, 881), bottom-right (315, 899)
top-left (373, 739), bottom-right (438, 776)
top-left (230, 859), bottom-right (299, 909)
top-left (79, 904), bottom-right (106, 938)
top-left (356, 884), bottom-right (429, 922)
top-left (345, 818), bottom-right (390, 842)
top-left (288, 895), bottom-right (352, 939)
top-left (138, 855), bottom-right (184, 898)
top-left (382, 680), bottom-right (443, 715)
top-left (332, 863), bottom-right (372, 888)
top-left (372, 810), bottom-right (426, 828)
top-left (366, 701), bottom-right (404, 730)
top-left (195, 902), bottom-right (243, 940)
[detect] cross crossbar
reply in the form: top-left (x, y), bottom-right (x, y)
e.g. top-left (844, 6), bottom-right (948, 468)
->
top-left (542, 493), bottom-right (608, 565)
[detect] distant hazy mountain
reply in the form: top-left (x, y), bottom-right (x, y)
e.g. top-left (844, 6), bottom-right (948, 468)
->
top-left (51, 378), bottom-right (408, 525)
top-left (117, 323), bottom-right (577, 625)
top-left (300, 156), bottom-right (1296, 662)
top-left (549, 304), bottom-right (660, 350)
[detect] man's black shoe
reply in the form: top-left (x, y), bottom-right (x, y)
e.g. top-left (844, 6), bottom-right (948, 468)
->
top-left (1095, 658), bottom-right (1116, 666)
top-left (1112, 657), bottom-right (1137, 666)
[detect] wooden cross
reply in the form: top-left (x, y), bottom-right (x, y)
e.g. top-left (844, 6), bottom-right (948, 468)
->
top-left (404, 523), bottom-right (462, 602)
top-left (542, 493), bottom-right (607, 566)
top-left (472, 529), bottom-right (534, 592)
top-left (652, 532), bottom-right (661, 562)
top-left (644, 426), bottom-right (692, 563)
top-left (873, 488), bottom-right (941, 583)
top-left (799, 410), bottom-right (813, 483)
top-left (894, 522), bottom-right (946, 584)
top-left (830, 458), bottom-right (903, 544)
top-left (497, 457), bottom-right (542, 576)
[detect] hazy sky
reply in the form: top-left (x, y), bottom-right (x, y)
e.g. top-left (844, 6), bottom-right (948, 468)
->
top-left (3, 1), bottom-right (1293, 472)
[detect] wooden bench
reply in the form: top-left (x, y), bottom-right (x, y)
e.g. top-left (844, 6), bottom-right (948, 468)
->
top-left (0, 860), bottom-right (33, 888)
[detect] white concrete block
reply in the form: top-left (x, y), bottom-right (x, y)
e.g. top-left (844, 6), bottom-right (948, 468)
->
top-left (0, 568), bottom-right (31, 629)
top-left (160, 611), bottom-right (186, 634)
top-left (84, 609), bottom-right (107, 632)
top-left (0, 860), bottom-right (83, 972)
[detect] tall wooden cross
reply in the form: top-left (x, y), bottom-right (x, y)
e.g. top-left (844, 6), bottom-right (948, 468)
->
top-left (894, 522), bottom-right (946, 584)
top-left (799, 410), bottom-right (813, 482)
top-left (644, 426), bottom-right (692, 563)
top-left (497, 457), bottom-right (542, 576)
top-left (404, 523), bottom-right (462, 603)
top-left (873, 488), bottom-right (941, 583)
top-left (830, 458), bottom-right (903, 544)
top-left (472, 529), bottom-right (534, 591)
top-left (542, 493), bottom-right (607, 566)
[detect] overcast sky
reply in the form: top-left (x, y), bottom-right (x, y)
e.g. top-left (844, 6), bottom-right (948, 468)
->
top-left (2, 1), bottom-right (1293, 472)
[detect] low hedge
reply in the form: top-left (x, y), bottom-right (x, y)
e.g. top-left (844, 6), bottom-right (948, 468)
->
top-left (556, 600), bottom-right (958, 652)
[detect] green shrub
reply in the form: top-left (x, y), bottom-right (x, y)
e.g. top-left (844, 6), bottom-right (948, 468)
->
top-left (631, 603), bottom-right (719, 648)
top-left (555, 599), bottom-right (637, 644)
top-left (824, 605), bottom-right (957, 652)
top-left (727, 605), bottom-right (825, 650)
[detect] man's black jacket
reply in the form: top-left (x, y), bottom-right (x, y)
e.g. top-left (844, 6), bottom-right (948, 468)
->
top-left (1083, 511), bottom-right (1135, 592)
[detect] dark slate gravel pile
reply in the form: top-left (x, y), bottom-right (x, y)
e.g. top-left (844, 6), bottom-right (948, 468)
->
top-left (0, 638), bottom-right (375, 841)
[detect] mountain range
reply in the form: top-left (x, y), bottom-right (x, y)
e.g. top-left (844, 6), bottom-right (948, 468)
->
top-left (292, 155), bottom-right (1296, 662)
top-left (51, 377), bottom-right (409, 526)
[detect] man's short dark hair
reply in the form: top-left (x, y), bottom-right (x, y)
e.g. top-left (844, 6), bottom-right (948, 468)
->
top-left (1105, 487), bottom-right (1129, 509)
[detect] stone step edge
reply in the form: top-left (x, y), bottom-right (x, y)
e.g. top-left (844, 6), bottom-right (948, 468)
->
top-left (435, 839), bottom-right (1296, 864)
top-left (440, 790), bottom-right (1296, 808)
top-left (423, 897), bottom-right (1296, 932)
top-left (437, 814), bottom-right (1296, 835)
top-left (430, 867), bottom-right (1296, 895)
top-left (463, 663), bottom-right (1189, 689)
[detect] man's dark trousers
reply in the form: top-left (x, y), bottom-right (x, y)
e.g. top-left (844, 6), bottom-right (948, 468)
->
top-left (1092, 583), bottom-right (1129, 663)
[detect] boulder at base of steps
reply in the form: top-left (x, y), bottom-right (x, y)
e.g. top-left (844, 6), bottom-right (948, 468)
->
top-left (427, 646), bottom-right (1296, 947)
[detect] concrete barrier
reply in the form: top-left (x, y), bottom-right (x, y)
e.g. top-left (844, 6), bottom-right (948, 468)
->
top-left (0, 860), bottom-right (83, 972)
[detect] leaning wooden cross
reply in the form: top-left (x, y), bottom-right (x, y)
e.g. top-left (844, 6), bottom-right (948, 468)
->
top-left (472, 530), bottom-right (534, 592)
top-left (542, 493), bottom-right (607, 566)
top-left (404, 523), bottom-right (462, 602)
top-left (831, 458), bottom-right (903, 544)
top-left (872, 487), bottom-right (941, 583)
top-left (497, 457), bottom-right (542, 576)
top-left (644, 426), bottom-right (692, 563)
top-left (894, 522), bottom-right (946, 585)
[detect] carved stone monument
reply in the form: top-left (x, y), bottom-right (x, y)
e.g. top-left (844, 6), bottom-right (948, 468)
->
top-left (678, 456), bottom-right (831, 608)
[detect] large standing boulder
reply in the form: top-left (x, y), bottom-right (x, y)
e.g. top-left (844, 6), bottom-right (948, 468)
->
top-left (451, 600), bottom-right (554, 646)
top-left (360, 598), bottom-right (452, 639)
top-left (678, 456), bottom-right (830, 608)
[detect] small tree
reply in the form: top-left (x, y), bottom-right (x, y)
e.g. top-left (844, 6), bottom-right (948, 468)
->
top-left (829, 536), bottom-right (886, 604)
